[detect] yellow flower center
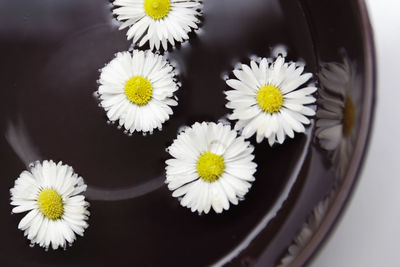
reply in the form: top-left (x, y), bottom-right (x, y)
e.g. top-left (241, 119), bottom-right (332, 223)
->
top-left (256, 84), bottom-right (284, 114)
top-left (144, 0), bottom-right (171, 20)
top-left (196, 152), bottom-right (225, 183)
top-left (343, 96), bottom-right (355, 136)
top-left (124, 76), bottom-right (153, 106)
top-left (37, 189), bottom-right (64, 220)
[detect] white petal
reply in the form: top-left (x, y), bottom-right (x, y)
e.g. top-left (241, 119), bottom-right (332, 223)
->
top-left (98, 49), bottom-right (179, 133)
top-left (166, 122), bottom-right (257, 214)
top-left (18, 209), bottom-right (39, 230)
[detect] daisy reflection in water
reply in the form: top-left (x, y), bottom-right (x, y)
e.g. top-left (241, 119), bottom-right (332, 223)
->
top-left (277, 190), bottom-right (336, 267)
top-left (315, 56), bottom-right (361, 177)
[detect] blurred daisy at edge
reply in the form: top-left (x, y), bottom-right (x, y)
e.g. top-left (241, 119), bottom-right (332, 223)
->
top-left (315, 56), bottom-right (360, 177)
top-left (113, 0), bottom-right (203, 50)
top-left (225, 52), bottom-right (317, 146)
top-left (165, 122), bottom-right (257, 214)
top-left (97, 50), bottom-right (179, 134)
top-left (10, 160), bottom-right (90, 250)
top-left (277, 190), bottom-right (335, 267)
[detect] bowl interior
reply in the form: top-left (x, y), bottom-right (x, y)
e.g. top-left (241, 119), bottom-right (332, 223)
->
top-left (0, 0), bottom-right (374, 266)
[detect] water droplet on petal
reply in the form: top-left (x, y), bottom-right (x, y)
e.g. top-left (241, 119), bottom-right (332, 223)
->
top-left (178, 125), bottom-right (189, 134)
top-left (234, 62), bottom-right (242, 70)
top-left (217, 116), bottom-right (230, 126)
top-left (220, 72), bottom-right (229, 81)
top-left (295, 59), bottom-right (306, 68)
top-left (249, 54), bottom-right (258, 62)
top-left (181, 42), bottom-right (189, 48)
top-left (195, 28), bottom-right (205, 36)
top-left (271, 44), bottom-right (288, 58)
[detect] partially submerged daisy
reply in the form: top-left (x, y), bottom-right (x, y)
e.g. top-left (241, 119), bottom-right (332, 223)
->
top-left (10, 160), bottom-right (90, 250)
top-left (315, 56), bottom-right (360, 177)
top-left (165, 122), bottom-right (257, 214)
top-left (98, 50), bottom-right (179, 134)
top-left (113, 0), bottom-right (203, 50)
top-left (225, 53), bottom-right (317, 146)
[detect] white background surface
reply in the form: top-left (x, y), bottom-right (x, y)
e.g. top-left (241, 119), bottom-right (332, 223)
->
top-left (310, 0), bottom-right (400, 266)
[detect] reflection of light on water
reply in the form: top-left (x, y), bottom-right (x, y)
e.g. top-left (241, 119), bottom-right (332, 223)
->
top-left (5, 117), bottom-right (163, 201)
top-left (85, 176), bottom-right (165, 201)
top-left (212, 126), bottom-right (313, 266)
top-left (5, 118), bottom-right (42, 167)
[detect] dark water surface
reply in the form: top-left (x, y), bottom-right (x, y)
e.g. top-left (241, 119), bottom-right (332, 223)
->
top-left (0, 0), bottom-right (367, 266)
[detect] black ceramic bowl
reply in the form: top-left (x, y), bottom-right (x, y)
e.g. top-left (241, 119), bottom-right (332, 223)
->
top-left (0, 0), bottom-right (374, 266)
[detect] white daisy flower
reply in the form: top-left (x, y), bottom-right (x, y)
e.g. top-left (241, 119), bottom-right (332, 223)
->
top-left (98, 50), bottom-right (179, 134)
top-left (10, 160), bottom-right (90, 250)
top-left (225, 54), bottom-right (317, 146)
top-left (315, 56), bottom-right (360, 177)
top-left (165, 122), bottom-right (257, 214)
top-left (113, 0), bottom-right (203, 50)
